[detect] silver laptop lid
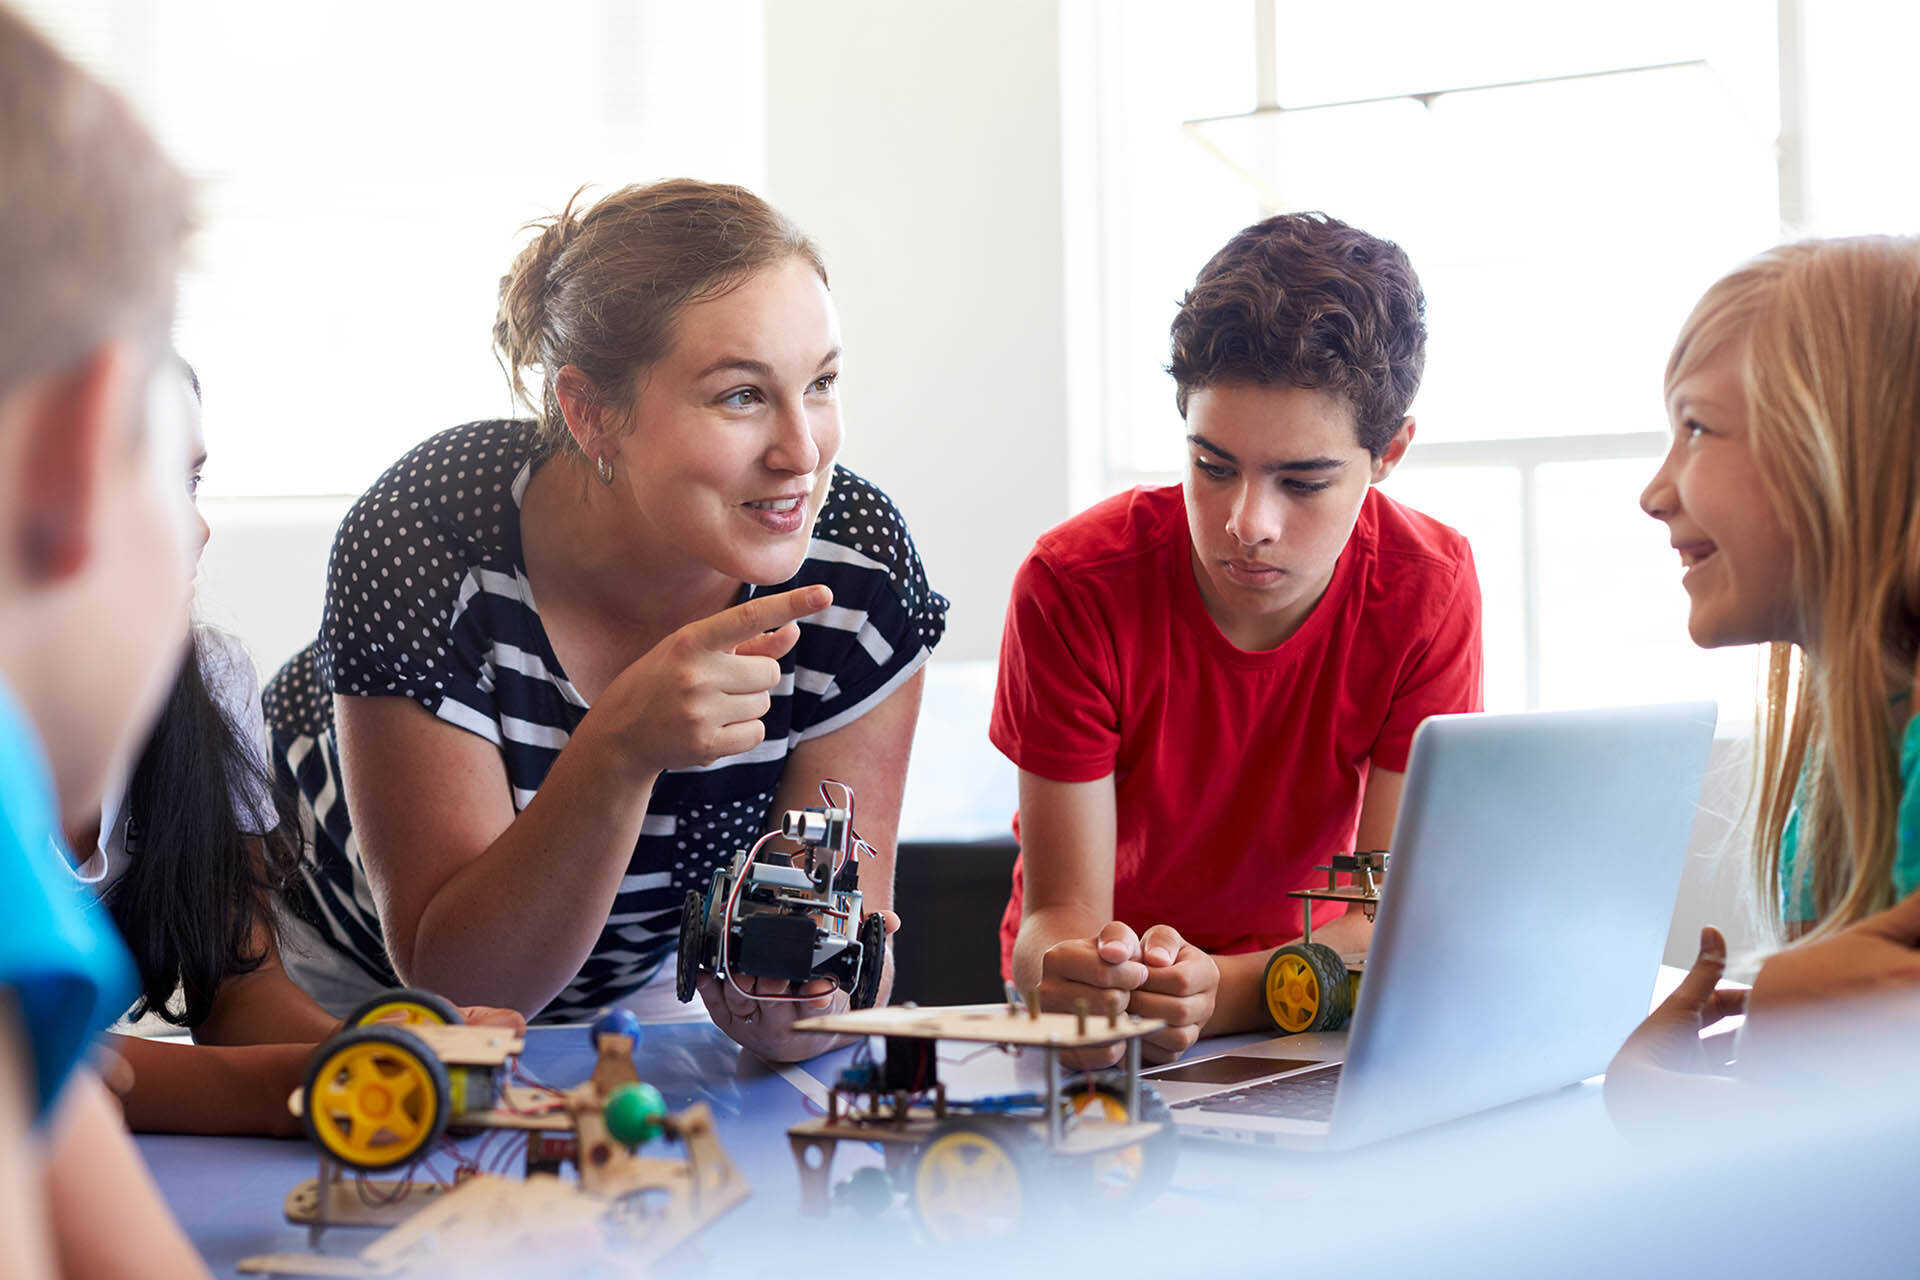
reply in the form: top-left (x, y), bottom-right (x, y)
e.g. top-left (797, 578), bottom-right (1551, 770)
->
top-left (1330, 702), bottom-right (1717, 1149)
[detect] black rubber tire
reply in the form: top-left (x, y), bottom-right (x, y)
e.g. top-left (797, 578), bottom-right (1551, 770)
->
top-left (1302, 941), bottom-right (1355, 1031)
top-left (851, 912), bottom-right (887, 1009)
top-left (836, 1165), bottom-right (895, 1218)
top-left (344, 987), bottom-right (464, 1029)
top-left (676, 891), bottom-right (703, 1004)
top-left (302, 1026), bottom-right (451, 1172)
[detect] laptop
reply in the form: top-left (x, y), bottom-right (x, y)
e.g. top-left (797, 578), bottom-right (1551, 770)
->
top-left (1145, 702), bottom-right (1718, 1150)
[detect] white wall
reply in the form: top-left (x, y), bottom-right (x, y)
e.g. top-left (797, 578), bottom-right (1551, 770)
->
top-left (184, 4), bottom-right (1784, 902)
top-left (189, 0), bottom-right (1065, 838)
top-left (762, 0), bottom-right (1073, 663)
top-left (194, 497), bottom-right (352, 686)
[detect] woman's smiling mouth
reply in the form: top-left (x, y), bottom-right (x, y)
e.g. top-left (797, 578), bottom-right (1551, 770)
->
top-left (742, 491), bottom-right (810, 534)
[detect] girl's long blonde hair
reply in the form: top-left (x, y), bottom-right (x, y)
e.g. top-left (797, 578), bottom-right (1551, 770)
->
top-left (1666, 236), bottom-right (1920, 940)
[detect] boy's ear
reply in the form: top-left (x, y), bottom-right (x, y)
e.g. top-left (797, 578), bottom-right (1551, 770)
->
top-left (15, 343), bottom-right (131, 585)
top-left (1370, 416), bottom-right (1417, 483)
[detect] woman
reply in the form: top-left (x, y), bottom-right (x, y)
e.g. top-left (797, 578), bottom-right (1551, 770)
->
top-left (266, 181), bottom-right (946, 1062)
top-left (1609, 235), bottom-right (1920, 1109)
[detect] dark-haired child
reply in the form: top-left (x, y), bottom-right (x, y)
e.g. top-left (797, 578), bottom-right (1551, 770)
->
top-left (996, 213), bottom-right (1483, 1063)
top-left (65, 374), bottom-right (522, 1136)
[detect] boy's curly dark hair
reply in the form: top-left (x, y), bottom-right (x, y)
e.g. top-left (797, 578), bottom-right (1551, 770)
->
top-left (1168, 212), bottom-right (1427, 458)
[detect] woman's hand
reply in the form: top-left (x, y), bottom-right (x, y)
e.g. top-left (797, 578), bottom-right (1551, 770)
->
top-left (589, 586), bottom-right (831, 780)
top-left (697, 973), bottom-right (848, 1064)
top-left (697, 909), bottom-right (898, 1064)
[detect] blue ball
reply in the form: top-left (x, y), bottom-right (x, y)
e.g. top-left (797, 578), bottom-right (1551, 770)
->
top-left (591, 1009), bottom-right (644, 1049)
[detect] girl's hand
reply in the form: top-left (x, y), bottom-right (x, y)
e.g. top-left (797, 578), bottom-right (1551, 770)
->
top-left (360, 1004), bottom-right (527, 1035)
top-left (1611, 926), bottom-right (1748, 1078)
top-left (1739, 890), bottom-right (1920, 1080)
top-left (455, 1005), bottom-right (528, 1035)
top-left (591, 586), bottom-right (832, 780)
top-left (1603, 926), bottom-right (1747, 1127)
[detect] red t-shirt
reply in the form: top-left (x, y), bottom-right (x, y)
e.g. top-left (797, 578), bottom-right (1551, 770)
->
top-left (991, 484), bottom-right (1482, 975)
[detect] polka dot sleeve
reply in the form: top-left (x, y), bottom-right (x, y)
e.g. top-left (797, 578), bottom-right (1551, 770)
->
top-left (314, 421), bottom-right (530, 725)
top-left (782, 467), bottom-right (949, 741)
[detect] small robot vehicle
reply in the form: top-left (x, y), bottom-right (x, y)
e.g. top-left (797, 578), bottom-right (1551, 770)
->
top-left (238, 989), bottom-right (748, 1278)
top-left (785, 1002), bottom-right (1176, 1243)
top-left (676, 784), bottom-right (887, 1011)
top-left (1262, 850), bottom-right (1389, 1034)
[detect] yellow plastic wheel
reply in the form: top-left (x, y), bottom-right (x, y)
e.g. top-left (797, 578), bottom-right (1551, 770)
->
top-left (1262, 942), bottom-right (1353, 1034)
top-left (346, 986), bottom-right (463, 1029)
top-left (1265, 950), bottom-right (1321, 1033)
top-left (912, 1124), bottom-right (1029, 1242)
top-left (302, 1027), bottom-right (450, 1171)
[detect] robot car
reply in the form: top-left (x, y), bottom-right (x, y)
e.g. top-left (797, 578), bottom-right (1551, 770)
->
top-left (1262, 849), bottom-right (1389, 1034)
top-left (675, 784), bottom-right (888, 1011)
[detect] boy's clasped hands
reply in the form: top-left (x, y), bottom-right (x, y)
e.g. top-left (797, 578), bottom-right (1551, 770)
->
top-left (1039, 921), bottom-right (1219, 1065)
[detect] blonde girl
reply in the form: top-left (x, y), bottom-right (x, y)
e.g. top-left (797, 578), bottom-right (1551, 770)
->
top-left (1612, 235), bottom-right (1920, 1102)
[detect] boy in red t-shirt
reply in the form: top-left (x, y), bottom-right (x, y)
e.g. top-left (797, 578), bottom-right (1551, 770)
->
top-left (992, 212), bottom-right (1483, 1063)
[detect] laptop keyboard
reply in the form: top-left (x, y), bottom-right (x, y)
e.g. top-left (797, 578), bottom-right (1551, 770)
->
top-left (1173, 1064), bottom-right (1343, 1122)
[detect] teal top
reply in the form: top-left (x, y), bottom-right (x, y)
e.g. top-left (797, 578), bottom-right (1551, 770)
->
top-left (1778, 714), bottom-right (1920, 923)
top-left (0, 677), bottom-right (136, 1121)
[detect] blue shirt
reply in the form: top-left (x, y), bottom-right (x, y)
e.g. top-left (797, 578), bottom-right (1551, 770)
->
top-left (0, 677), bottom-right (137, 1120)
top-left (1779, 714), bottom-right (1920, 922)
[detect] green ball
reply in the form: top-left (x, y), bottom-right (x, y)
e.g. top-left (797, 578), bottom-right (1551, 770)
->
top-left (604, 1082), bottom-right (667, 1148)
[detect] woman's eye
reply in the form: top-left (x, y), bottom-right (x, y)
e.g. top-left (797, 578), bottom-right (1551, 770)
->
top-left (1193, 458), bottom-right (1230, 480)
top-left (187, 472), bottom-right (203, 498)
top-left (1283, 480), bottom-right (1333, 495)
top-left (810, 372), bottom-right (838, 394)
top-left (722, 388), bottom-right (763, 409)
top-left (1682, 418), bottom-right (1708, 441)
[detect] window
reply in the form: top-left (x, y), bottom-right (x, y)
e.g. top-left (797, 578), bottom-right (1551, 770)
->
top-left (1072, 0), bottom-right (1791, 718)
top-left (14, 0), bottom-right (767, 500)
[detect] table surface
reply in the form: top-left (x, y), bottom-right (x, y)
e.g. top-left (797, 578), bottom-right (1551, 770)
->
top-left (140, 1006), bottom-right (1650, 1279)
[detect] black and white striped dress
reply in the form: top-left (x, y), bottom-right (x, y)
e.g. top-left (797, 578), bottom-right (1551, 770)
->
top-left (263, 419), bottom-right (947, 1022)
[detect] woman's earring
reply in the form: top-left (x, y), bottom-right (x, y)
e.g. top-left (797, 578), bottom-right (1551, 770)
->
top-left (595, 455), bottom-right (615, 486)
